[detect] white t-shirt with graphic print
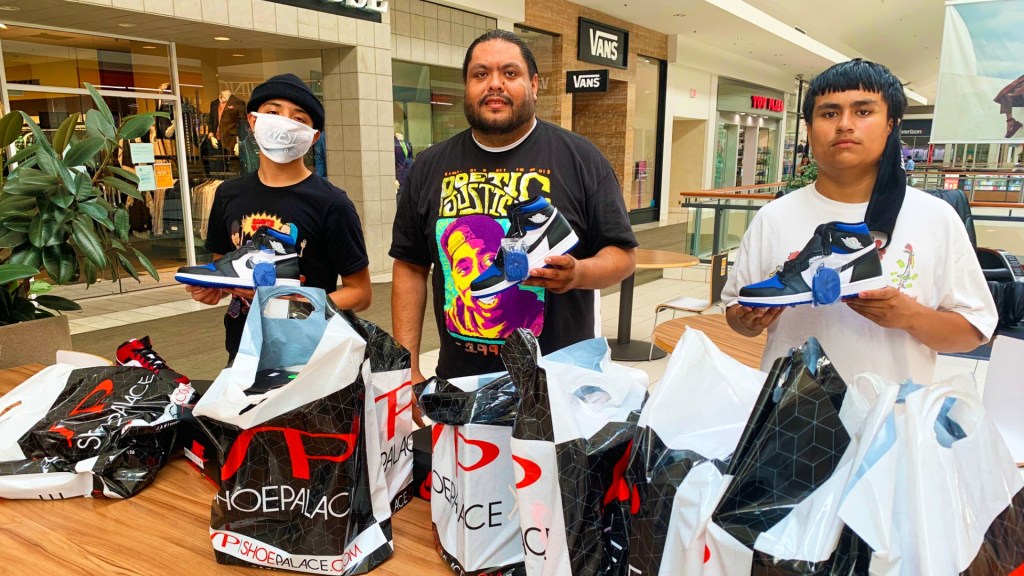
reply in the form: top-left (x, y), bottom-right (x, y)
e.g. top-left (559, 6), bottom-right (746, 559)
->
top-left (721, 184), bottom-right (998, 385)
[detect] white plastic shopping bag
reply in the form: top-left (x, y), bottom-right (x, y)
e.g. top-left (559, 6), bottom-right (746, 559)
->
top-left (419, 372), bottom-right (525, 575)
top-left (194, 286), bottom-right (410, 575)
top-left (839, 373), bottom-right (1024, 576)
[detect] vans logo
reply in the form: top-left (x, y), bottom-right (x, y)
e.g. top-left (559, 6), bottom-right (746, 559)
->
top-left (589, 29), bottom-right (618, 60)
top-left (573, 74), bottom-right (602, 89)
top-left (566, 69), bottom-right (609, 94)
top-left (578, 18), bottom-right (628, 69)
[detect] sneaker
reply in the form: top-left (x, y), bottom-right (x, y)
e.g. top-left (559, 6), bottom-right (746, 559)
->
top-left (116, 335), bottom-right (191, 385)
top-left (175, 225), bottom-right (301, 289)
top-left (470, 195), bottom-right (579, 298)
top-left (1006, 119), bottom-right (1023, 139)
top-left (738, 221), bottom-right (886, 307)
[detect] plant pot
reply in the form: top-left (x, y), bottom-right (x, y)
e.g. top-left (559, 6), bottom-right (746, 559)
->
top-left (0, 315), bottom-right (71, 369)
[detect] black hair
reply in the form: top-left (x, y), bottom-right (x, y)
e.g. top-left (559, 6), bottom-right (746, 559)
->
top-left (804, 59), bottom-right (908, 248)
top-left (802, 59), bottom-right (906, 125)
top-left (462, 29), bottom-right (539, 82)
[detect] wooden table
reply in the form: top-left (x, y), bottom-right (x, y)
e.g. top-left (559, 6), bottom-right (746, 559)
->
top-left (652, 314), bottom-right (767, 369)
top-left (0, 364), bottom-right (450, 575)
top-left (610, 248), bottom-right (699, 362)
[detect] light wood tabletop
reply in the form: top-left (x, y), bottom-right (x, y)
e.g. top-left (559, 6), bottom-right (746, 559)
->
top-left (635, 248), bottom-right (700, 270)
top-left (0, 364), bottom-right (451, 575)
top-left (652, 314), bottom-right (767, 369)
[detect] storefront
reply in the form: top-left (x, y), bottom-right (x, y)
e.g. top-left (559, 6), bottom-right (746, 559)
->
top-left (713, 78), bottom-right (784, 189)
top-left (388, 2), bottom-right (500, 190)
top-left (0, 0), bottom-right (419, 296)
top-left (518, 0), bottom-right (669, 224)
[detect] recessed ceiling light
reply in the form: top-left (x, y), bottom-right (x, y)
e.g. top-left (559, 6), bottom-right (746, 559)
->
top-left (0, 5), bottom-right (21, 10)
top-left (142, 45), bottom-right (156, 49)
top-left (232, 53), bottom-right (245, 57)
top-left (118, 23), bottom-right (137, 28)
top-left (214, 36), bottom-right (230, 41)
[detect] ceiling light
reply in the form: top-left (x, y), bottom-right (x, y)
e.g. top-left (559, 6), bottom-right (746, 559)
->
top-left (142, 45), bottom-right (156, 49)
top-left (118, 23), bottom-right (137, 28)
top-left (0, 5), bottom-right (20, 10)
top-left (232, 53), bottom-right (245, 57)
top-left (703, 0), bottom-right (928, 105)
top-left (214, 36), bottom-right (230, 41)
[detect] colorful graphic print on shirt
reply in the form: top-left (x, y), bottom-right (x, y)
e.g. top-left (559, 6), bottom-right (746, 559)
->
top-left (435, 168), bottom-right (549, 347)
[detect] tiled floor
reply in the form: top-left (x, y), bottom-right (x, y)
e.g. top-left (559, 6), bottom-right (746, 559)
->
top-left (60, 274), bottom-right (989, 389)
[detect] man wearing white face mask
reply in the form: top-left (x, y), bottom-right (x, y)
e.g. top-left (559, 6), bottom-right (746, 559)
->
top-left (184, 73), bottom-right (372, 364)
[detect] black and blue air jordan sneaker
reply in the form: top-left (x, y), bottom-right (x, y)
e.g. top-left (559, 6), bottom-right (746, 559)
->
top-left (470, 195), bottom-right (579, 298)
top-left (175, 225), bottom-right (301, 289)
top-left (738, 221), bottom-right (885, 307)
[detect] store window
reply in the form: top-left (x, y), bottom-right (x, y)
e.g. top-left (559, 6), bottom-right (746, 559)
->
top-left (514, 25), bottom-right (559, 122)
top-left (1, 25), bottom-right (178, 292)
top-left (631, 56), bottom-right (663, 214)
top-left (714, 78), bottom-right (783, 189)
top-left (392, 60), bottom-right (468, 160)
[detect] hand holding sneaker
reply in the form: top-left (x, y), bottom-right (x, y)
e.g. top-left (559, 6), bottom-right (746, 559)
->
top-left (845, 285), bottom-right (920, 329)
top-left (523, 253), bottom-right (578, 294)
top-left (728, 305), bottom-right (785, 337)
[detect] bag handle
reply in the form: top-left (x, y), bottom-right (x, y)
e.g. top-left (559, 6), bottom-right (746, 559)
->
top-left (256, 285), bottom-right (328, 317)
top-left (913, 377), bottom-right (984, 444)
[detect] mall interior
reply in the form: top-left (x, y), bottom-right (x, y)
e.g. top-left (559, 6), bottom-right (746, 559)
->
top-left (1, 0), bottom-right (1024, 573)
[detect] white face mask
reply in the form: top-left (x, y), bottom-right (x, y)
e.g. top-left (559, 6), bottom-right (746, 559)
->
top-left (251, 112), bottom-right (318, 164)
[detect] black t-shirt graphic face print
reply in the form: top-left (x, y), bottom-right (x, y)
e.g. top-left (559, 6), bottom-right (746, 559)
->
top-left (391, 120), bottom-right (637, 379)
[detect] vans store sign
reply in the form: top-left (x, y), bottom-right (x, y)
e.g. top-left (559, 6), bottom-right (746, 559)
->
top-left (267, 0), bottom-right (387, 22)
top-left (578, 18), bottom-right (628, 69)
top-left (566, 70), bottom-right (608, 93)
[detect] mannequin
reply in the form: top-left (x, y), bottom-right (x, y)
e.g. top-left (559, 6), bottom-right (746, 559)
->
top-left (208, 89), bottom-right (246, 155)
top-left (395, 130), bottom-right (414, 190)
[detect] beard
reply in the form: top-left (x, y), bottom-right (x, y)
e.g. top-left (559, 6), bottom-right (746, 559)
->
top-left (464, 92), bottom-right (536, 136)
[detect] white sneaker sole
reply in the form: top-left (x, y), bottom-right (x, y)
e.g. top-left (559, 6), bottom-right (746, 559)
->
top-left (174, 272), bottom-right (301, 290)
top-left (737, 275), bottom-right (887, 307)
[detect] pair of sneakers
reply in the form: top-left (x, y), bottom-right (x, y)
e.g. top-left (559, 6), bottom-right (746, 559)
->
top-left (738, 221), bottom-right (886, 308)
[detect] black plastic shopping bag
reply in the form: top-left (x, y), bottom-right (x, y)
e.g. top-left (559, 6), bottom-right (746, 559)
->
top-left (193, 286), bottom-right (409, 575)
top-left (419, 372), bottom-right (525, 575)
top-left (705, 337), bottom-right (874, 575)
top-left (0, 363), bottom-right (197, 499)
top-left (505, 329), bottom-right (648, 576)
top-left (627, 329), bottom-right (764, 575)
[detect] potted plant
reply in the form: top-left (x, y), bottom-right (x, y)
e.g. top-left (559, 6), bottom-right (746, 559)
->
top-left (784, 158), bottom-right (817, 192)
top-left (0, 83), bottom-right (166, 366)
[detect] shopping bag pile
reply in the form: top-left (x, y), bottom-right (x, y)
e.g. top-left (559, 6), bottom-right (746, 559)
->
top-left (418, 371), bottom-right (525, 575)
top-left (626, 329), bottom-right (765, 575)
top-left (0, 363), bottom-right (197, 499)
top-left (505, 329), bottom-right (648, 576)
top-left (193, 286), bottom-right (413, 575)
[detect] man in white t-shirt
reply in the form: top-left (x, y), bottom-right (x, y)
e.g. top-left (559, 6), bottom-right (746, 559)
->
top-left (722, 60), bottom-right (997, 384)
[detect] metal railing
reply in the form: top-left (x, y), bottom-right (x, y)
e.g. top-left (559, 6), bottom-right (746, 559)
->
top-left (907, 166), bottom-right (1024, 203)
top-left (676, 182), bottom-right (1024, 261)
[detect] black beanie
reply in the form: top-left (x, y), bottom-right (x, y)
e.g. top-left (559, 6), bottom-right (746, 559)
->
top-left (246, 73), bottom-right (325, 131)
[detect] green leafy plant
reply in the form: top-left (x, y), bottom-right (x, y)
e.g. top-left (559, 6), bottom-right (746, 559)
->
top-left (0, 83), bottom-right (167, 325)
top-left (784, 158), bottom-right (818, 191)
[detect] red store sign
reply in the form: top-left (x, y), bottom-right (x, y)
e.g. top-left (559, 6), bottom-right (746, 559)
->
top-left (751, 95), bottom-right (784, 112)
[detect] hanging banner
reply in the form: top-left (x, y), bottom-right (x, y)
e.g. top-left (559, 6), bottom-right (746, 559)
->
top-left (932, 0), bottom-right (1024, 143)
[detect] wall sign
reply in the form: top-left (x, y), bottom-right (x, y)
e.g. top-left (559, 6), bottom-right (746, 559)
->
top-left (566, 69), bottom-right (609, 93)
top-left (577, 17), bottom-right (628, 69)
top-left (750, 95), bottom-right (784, 112)
top-left (900, 119), bottom-right (932, 138)
top-left (266, 0), bottom-right (386, 23)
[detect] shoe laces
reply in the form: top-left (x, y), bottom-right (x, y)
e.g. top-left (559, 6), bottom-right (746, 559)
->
top-left (133, 347), bottom-right (168, 371)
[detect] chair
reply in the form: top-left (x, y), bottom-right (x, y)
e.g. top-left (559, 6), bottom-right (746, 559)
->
top-left (647, 252), bottom-right (728, 359)
top-left (924, 188), bottom-right (1024, 327)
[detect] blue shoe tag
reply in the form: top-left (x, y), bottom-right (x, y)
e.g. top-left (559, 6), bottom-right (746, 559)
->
top-left (502, 239), bottom-right (530, 282)
top-left (812, 266), bottom-right (841, 306)
top-left (253, 262), bottom-right (278, 287)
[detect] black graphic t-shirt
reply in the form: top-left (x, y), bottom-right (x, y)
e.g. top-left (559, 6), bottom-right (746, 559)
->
top-left (390, 120), bottom-right (637, 378)
top-left (206, 172), bottom-right (368, 356)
